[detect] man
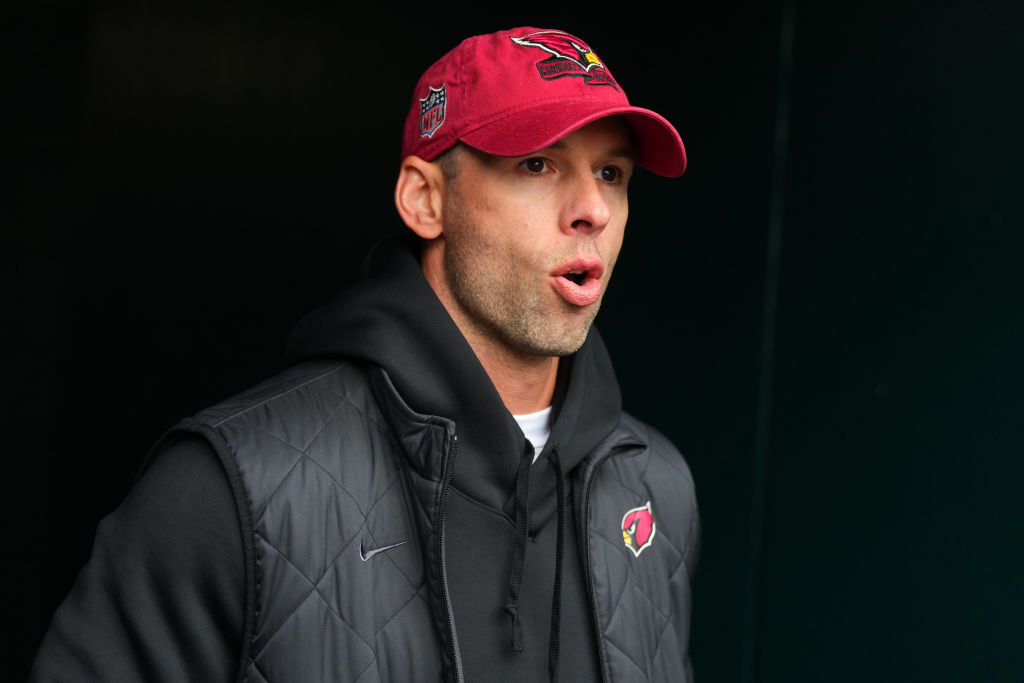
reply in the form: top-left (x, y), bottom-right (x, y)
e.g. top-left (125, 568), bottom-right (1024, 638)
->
top-left (31, 27), bottom-right (699, 682)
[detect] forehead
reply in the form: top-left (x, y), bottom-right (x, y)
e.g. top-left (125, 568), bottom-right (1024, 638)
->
top-left (543, 116), bottom-right (634, 157)
top-left (454, 116), bottom-right (634, 170)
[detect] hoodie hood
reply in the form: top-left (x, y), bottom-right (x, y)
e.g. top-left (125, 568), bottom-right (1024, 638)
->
top-left (285, 233), bottom-right (622, 523)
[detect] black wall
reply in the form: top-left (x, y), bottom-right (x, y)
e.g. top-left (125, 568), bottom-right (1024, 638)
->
top-left (6, 4), bottom-right (1023, 681)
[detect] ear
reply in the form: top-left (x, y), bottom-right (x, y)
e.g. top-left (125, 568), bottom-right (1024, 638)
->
top-left (394, 155), bottom-right (446, 240)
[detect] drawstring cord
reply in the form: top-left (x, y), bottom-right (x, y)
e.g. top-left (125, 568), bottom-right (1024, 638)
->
top-left (503, 444), bottom-right (567, 683)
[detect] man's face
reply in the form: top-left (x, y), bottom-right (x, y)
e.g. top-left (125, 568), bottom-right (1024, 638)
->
top-left (436, 116), bottom-right (634, 359)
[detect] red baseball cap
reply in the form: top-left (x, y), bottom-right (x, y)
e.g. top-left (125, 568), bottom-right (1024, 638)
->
top-left (401, 27), bottom-right (686, 177)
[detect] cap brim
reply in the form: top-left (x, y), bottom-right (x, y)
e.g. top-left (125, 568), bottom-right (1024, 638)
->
top-left (459, 99), bottom-right (686, 177)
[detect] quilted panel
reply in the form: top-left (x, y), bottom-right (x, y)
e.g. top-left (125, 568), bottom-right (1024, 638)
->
top-left (258, 453), bottom-right (367, 583)
top-left (587, 425), bottom-right (698, 682)
top-left (251, 593), bottom-right (376, 683)
top-left (198, 362), bottom-right (446, 682)
top-left (317, 482), bottom-right (423, 644)
top-left (372, 586), bottom-right (444, 681)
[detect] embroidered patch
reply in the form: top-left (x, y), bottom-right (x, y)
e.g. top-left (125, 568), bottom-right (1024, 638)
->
top-left (510, 30), bottom-right (617, 88)
top-left (419, 84), bottom-right (447, 138)
top-left (621, 501), bottom-right (656, 557)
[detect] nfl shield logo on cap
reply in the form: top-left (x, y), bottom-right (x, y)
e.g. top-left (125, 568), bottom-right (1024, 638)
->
top-left (419, 84), bottom-right (447, 138)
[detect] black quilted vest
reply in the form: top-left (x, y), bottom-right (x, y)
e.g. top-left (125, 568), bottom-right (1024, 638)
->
top-left (169, 357), bottom-right (699, 682)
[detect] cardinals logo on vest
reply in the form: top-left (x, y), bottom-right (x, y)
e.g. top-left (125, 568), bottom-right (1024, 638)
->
top-left (510, 30), bottom-right (617, 88)
top-left (621, 501), bottom-right (656, 558)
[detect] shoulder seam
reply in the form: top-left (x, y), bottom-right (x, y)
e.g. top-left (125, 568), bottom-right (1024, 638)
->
top-left (210, 361), bottom-right (351, 427)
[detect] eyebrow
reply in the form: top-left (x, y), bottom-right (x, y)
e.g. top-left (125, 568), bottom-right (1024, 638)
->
top-left (546, 140), bottom-right (635, 160)
top-left (608, 146), bottom-right (636, 161)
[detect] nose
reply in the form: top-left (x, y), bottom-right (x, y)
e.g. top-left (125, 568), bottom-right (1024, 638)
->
top-left (561, 174), bottom-right (611, 235)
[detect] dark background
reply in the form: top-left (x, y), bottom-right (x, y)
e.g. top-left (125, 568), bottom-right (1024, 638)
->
top-left (5, 3), bottom-right (1023, 681)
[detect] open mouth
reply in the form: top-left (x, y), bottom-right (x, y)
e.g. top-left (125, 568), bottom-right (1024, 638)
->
top-left (550, 257), bottom-right (605, 307)
top-left (563, 270), bottom-right (587, 286)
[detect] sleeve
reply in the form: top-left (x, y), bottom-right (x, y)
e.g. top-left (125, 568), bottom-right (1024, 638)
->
top-left (29, 436), bottom-right (245, 683)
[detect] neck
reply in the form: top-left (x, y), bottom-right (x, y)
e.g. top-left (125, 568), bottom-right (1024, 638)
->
top-left (469, 337), bottom-right (559, 415)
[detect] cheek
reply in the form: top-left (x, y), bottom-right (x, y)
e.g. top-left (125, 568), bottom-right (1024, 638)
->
top-left (604, 214), bottom-right (628, 260)
top-left (469, 207), bottom-right (533, 255)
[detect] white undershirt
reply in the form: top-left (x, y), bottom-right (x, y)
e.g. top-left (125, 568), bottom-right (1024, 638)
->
top-left (513, 406), bottom-right (553, 464)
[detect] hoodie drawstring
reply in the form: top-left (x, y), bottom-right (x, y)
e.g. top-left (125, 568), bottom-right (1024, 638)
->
top-left (503, 444), bottom-right (566, 683)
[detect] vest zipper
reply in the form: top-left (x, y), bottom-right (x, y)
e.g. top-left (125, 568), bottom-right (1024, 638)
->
top-left (437, 432), bottom-right (464, 682)
top-left (581, 448), bottom-right (619, 683)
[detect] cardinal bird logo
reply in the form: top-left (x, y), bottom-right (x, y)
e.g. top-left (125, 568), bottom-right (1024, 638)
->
top-left (621, 501), bottom-right (656, 558)
top-left (510, 30), bottom-right (617, 88)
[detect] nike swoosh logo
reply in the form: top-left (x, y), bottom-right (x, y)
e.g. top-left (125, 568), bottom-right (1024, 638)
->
top-left (359, 539), bottom-right (408, 562)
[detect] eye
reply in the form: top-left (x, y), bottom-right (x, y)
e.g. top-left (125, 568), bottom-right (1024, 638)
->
top-left (597, 165), bottom-right (624, 183)
top-left (520, 157), bottom-right (549, 174)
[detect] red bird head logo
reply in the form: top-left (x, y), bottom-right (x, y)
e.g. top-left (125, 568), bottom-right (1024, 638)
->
top-left (510, 30), bottom-right (617, 88)
top-left (621, 501), bottom-right (656, 557)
